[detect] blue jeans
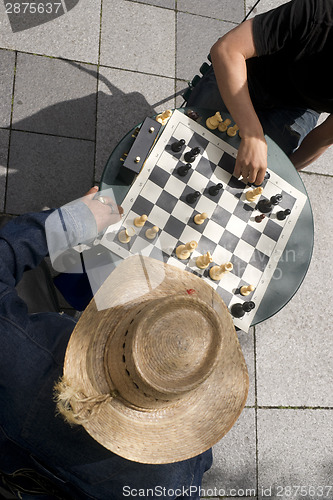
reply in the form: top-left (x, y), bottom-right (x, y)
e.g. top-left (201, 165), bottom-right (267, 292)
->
top-left (187, 66), bottom-right (320, 157)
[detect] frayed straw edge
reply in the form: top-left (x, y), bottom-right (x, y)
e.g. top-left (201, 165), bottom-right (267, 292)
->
top-left (54, 377), bottom-right (116, 426)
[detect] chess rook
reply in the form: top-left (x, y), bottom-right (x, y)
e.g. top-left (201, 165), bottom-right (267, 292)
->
top-left (184, 147), bottom-right (200, 163)
top-left (186, 191), bottom-right (200, 204)
top-left (177, 163), bottom-right (191, 177)
top-left (171, 139), bottom-right (185, 153)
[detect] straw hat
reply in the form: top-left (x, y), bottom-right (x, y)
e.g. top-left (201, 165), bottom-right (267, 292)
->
top-left (57, 255), bottom-right (248, 464)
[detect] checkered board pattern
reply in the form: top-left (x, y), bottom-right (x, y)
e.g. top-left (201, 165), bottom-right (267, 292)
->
top-left (101, 110), bottom-right (307, 331)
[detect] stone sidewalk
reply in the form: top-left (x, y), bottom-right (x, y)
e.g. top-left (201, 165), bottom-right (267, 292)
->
top-left (0, 1), bottom-right (332, 499)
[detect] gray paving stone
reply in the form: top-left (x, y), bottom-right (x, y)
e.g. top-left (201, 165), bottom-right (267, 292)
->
top-left (237, 328), bottom-right (256, 407)
top-left (246, 0), bottom-right (289, 17)
top-left (176, 13), bottom-right (234, 81)
top-left (100, 1), bottom-right (175, 77)
top-left (134, 0), bottom-right (175, 8)
top-left (0, 0), bottom-right (101, 63)
top-left (178, 0), bottom-right (245, 24)
top-left (256, 173), bottom-right (333, 407)
top-left (6, 131), bottom-right (94, 214)
top-left (0, 49), bottom-right (15, 128)
top-left (202, 409), bottom-right (257, 495)
top-left (257, 409), bottom-right (333, 500)
top-left (95, 66), bottom-right (175, 182)
top-left (12, 53), bottom-right (97, 140)
top-left (0, 130), bottom-right (9, 212)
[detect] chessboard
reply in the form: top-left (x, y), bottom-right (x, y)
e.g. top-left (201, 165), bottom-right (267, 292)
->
top-left (100, 110), bottom-right (307, 331)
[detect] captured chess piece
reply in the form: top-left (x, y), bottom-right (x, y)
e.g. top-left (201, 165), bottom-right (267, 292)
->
top-left (194, 212), bottom-right (208, 225)
top-left (246, 186), bottom-right (263, 203)
top-left (134, 214), bottom-right (148, 227)
top-left (145, 226), bottom-right (159, 240)
top-left (255, 213), bottom-right (265, 223)
top-left (155, 109), bottom-right (172, 126)
top-left (257, 194), bottom-right (283, 213)
top-left (196, 251), bottom-right (213, 269)
top-left (209, 262), bottom-right (233, 281)
top-left (176, 240), bottom-right (198, 260)
top-left (206, 111), bottom-right (222, 130)
top-left (184, 147), bottom-right (200, 163)
top-left (171, 139), bottom-right (186, 153)
top-left (218, 118), bottom-right (231, 133)
top-left (231, 301), bottom-right (255, 318)
top-left (240, 285), bottom-right (255, 296)
top-left (276, 208), bottom-right (291, 220)
top-left (177, 163), bottom-right (191, 177)
top-left (227, 124), bottom-right (239, 137)
top-left (208, 183), bottom-right (223, 196)
top-left (118, 227), bottom-right (136, 244)
top-left (186, 190), bottom-right (200, 204)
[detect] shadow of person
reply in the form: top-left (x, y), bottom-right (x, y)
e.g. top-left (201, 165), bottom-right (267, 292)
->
top-left (6, 59), bottom-right (174, 214)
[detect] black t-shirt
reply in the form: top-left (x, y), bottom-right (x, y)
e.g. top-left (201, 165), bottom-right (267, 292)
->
top-left (248, 0), bottom-right (333, 113)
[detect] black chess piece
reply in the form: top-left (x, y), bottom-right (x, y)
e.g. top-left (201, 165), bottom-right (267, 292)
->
top-left (184, 147), bottom-right (201, 163)
top-left (208, 183), bottom-right (223, 196)
top-left (177, 163), bottom-right (192, 176)
top-left (171, 139), bottom-right (185, 153)
top-left (257, 194), bottom-right (283, 213)
top-left (276, 208), bottom-right (291, 220)
top-left (186, 191), bottom-right (200, 204)
top-left (231, 301), bottom-right (255, 318)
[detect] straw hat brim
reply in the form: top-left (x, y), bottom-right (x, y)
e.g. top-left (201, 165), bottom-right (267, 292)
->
top-left (63, 255), bottom-right (249, 464)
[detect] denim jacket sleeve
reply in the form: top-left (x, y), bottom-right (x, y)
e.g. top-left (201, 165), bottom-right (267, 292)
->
top-left (0, 201), bottom-right (97, 320)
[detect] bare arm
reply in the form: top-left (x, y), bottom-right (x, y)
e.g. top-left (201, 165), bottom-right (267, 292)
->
top-left (290, 114), bottom-right (333, 170)
top-left (210, 19), bottom-right (267, 185)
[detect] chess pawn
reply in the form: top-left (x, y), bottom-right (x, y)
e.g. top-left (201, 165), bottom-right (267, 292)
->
top-left (155, 109), bottom-right (172, 126)
top-left (134, 214), bottom-right (148, 227)
top-left (206, 111), bottom-right (222, 130)
top-left (240, 285), bottom-right (255, 296)
top-left (194, 212), bottom-right (208, 225)
top-left (246, 186), bottom-right (263, 203)
top-left (176, 240), bottom-right (198, 260)
top-left (218, 118), bottom-right (231, 132)
top-left (227, 124), bottom-right (239, 137)
top-left (196, 251), bottom-right (213, 269)
top-left (209, 262), bottom-right (233, 281)
top-left (145, 225), bottom-right (159, 240)
top-left (118, 227), bottom-right (136, 244)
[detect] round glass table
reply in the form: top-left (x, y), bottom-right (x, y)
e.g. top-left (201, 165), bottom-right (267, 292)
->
top-left (100, 108), bottom-right (313, 327)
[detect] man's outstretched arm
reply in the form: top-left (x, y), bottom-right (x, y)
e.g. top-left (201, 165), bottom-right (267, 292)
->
top-left (210, 19), bottom-right (267, 185)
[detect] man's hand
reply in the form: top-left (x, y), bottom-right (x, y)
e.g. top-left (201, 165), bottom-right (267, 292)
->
top-left (233, 135), bottom-right (268, 185)
top-left (82, 186), bottom-right (124, 233)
